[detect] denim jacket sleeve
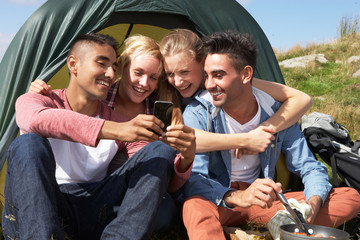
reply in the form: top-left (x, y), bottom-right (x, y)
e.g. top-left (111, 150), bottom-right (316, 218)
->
top-left (181, 100), bottom-right (233, 207)
top-left (280, 123), bottom-right (332, 203)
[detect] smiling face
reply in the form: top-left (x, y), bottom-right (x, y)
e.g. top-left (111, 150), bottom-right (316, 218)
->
top-left (204, 53), bottom-right (250, 110)
top-left (163, 53), bottom-right (204, 98)
top-left (69, 43), bottom-right (118, 101)
top-left (118, 53), bottom-right (161, 104)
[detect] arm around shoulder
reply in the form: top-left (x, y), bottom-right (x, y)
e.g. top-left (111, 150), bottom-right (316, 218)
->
top-left (253, 78), bottom-right (312, 132)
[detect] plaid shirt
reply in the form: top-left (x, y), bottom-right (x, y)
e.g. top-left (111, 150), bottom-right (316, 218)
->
top-left (102, 81), bottom-right (153, 114)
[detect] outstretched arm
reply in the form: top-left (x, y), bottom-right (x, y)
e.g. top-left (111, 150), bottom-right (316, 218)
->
top-left (195, 126), bottom-right (275, 153)
top-left (17, 92), bottom-right (164, 146)
top-left (27, 80), bottom-right (165, 143)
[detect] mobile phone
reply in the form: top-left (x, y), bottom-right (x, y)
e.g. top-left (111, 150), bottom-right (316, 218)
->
top-left (153, 101), bottom-right (173, 132)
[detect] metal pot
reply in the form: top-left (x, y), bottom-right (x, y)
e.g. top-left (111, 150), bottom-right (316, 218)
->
top-left (280, 224), bottom-right (350, 240)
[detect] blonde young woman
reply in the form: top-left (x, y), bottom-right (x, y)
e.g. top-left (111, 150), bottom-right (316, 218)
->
top-left (159, 29), bottom-right (312, 156)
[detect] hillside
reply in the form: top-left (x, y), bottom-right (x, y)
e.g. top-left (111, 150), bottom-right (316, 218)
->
top-left (275, 33), bottom-right (360, 140)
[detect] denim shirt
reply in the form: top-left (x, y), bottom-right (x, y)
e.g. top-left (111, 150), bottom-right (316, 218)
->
top-left (179, 87), bottom-right (332, 208)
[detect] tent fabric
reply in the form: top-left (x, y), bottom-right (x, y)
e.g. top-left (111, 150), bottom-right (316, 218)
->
top-left (0, 0), bottom-right (284, 170)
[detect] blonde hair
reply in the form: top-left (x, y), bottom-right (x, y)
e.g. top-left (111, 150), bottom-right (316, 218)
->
top-left (160, 29), bottom-right (205, 62)
top-left (117, 35), bottom-right (163, 79)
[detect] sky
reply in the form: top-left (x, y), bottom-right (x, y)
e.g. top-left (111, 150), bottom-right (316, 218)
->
top-left (0, 0), bottom-right (359, 61)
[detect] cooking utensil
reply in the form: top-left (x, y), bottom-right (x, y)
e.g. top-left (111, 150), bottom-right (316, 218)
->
top-left (280, 223), bottom-right (350, 240)
top-left (275, 191), bottom-right (311, 235)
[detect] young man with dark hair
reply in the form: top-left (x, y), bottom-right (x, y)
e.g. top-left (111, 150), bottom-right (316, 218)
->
top-left (2, 33), bottom-right (194, 240)
top-left (180, 30), bottom-right (360, 240)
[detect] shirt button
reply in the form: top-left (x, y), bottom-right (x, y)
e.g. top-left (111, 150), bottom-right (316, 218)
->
top-left (271, 144), bottom-right (275, 148)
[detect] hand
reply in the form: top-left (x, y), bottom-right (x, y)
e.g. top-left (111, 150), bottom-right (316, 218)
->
top-left (224, 178), bottom-right (282, 208)
top-left (245, 125), bottom-right (276, 152)
top-left (234, 125), bottom-right (275, 158)
top-left (234, 148), bottom-right (257, 158)
top-left (162, 125), bottom-right (196, 171)
top-left (101, 114), bottom-right (164, 142)
top-left (121, 114), bottom-right (164, 142)
top-left (28, 79), bottom-right (52, 95)
top-left (305, 195), bottom-right (322, 224)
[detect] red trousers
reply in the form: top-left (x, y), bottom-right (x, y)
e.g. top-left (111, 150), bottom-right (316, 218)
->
top-left (182, 183), bottom-right (360, 240)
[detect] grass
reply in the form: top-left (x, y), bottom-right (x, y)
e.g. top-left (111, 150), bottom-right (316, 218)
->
top-left (339, 16), bottom-right (360, 41)
top-left (278, 34), bottom-right (360, 140)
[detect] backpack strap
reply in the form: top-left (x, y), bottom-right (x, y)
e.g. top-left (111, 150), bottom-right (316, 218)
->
top-left (330, 152), bottom-right (339, 187)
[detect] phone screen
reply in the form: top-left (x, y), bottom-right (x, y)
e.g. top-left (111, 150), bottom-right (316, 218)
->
top-left (153, 101), bottom-right (173, 132)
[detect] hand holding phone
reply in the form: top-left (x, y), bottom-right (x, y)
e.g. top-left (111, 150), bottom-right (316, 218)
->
top-left (153, 101), bottom-right (173, 132)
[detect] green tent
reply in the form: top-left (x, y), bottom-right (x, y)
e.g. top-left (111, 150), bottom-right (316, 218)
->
top-left (0, 0), bottom-right (284, 171)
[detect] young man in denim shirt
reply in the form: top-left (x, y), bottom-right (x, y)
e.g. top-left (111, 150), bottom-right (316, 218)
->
top-left (180, 30), bottom-right (360, 240)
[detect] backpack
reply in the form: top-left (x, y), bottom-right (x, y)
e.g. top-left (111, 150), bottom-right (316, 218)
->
top-left (301, 112), bottom-right (360, 193)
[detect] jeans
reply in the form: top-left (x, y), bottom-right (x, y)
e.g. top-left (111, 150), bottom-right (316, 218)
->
top-left (153, 192), bottom-right (179, 233)
top-left (2, 133), bottom-right (175, 240)
top-left (107, 150), bottom-right (179, 234)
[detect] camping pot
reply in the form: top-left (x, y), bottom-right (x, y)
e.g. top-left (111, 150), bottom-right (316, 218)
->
top-left (280, 224), bottom-right (349, 240)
